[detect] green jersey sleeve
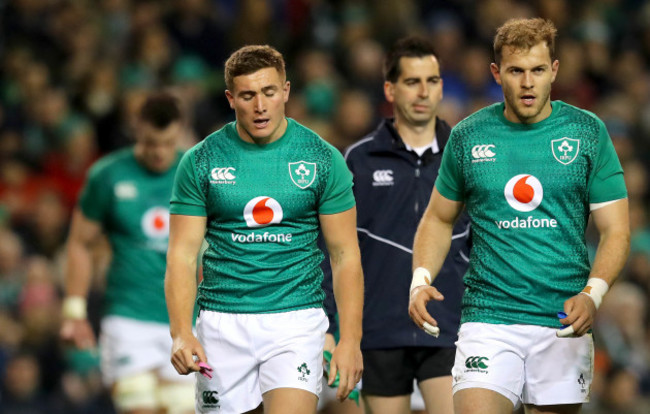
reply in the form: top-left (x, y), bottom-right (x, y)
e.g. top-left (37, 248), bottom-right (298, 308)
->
top-left (318, 147), bottom-right (355, 214)
top-left (435, 130), bottom-right (465, 201)
top-left (588, 120), bottom-right (627, 203)
top-left (170, 148), bottom-right (207, 216)
top-left (78, 162), bottom-right (111, 222)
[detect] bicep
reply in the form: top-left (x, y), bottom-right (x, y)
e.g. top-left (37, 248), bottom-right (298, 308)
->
top-left (168, 214), bottom-right (207, 263)
top-left (423, 187), bottom-right (464, 225)
top-left (69, 208), bottom-right (103, 246)
top-left (319, 207), bottom-right (359, 262)
top-left (591, 198), bottom-right (629, 236)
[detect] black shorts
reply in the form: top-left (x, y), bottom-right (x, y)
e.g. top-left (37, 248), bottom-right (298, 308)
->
top-left (361, 347), bottom-right (455, 396)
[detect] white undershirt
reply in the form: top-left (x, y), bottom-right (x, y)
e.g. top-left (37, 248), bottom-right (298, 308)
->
top-left (404, 136), bottom-right (440, 157)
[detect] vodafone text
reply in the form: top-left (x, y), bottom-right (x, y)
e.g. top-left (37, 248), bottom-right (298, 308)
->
top-left (231, 232), bottom-right (293, 243)
top-left (495, 216), bottom-right (558, 229)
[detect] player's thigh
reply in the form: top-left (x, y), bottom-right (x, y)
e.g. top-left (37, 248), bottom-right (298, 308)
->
top-left (452, 323), bottom-right (527, 409)
top-left (418, 376), bottom-right (453, 414)
top-left (524, 404), bottom-right (582, 414)
top-left (263, 387), bottom-right (318, 414)
top-left (361, 348), bottom-right (416, 397)
top-left (362, 394), bottom-right (411, 414)
top-left (454, 388), bottom-right (514, 414)
top-left (522, 327), bottom-right (593, 406)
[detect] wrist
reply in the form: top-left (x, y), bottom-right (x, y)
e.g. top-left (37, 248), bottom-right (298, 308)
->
top-left (579, 278), bottom-right (609, 309)
top-left (62, 296), bottom-right (87, 320)
top-left (410, 267), bottom-right (431, 293)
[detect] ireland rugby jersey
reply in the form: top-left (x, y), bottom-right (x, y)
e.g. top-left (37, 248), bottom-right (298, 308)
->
top-left (79, 148), bottom-right (181, 323)
top-left (436, 101), bottom-right (627, 327)
top-left (170, 118), bottom-right (355, 314)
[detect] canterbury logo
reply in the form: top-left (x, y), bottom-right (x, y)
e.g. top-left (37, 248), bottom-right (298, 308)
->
top-left (372, 170), bottom-right (393, 186)
top-left (465, 356), bottom-right (489, 369)
top-left (202, 391), bottom-right (219, 405)
top-left (211, 167), bottom-right (236, 181)
top-left (471, 145), bottom-right (496, 159)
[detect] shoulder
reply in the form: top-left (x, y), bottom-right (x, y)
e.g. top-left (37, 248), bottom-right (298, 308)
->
top-left (87, 147), bottom-right (134, 178)
top-left (554, 100), bottom-right (604, 129)
top-left (452, 103), bottom-right (500, 136)
top-left (343, 120), bottom-right (387, 160)
top-left (288, 118), bottom-right (339, 157)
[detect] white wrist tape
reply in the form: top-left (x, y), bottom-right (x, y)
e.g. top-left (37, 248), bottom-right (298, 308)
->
top-left (62, 296), bottom-right (87, 320)
top-left (410, 267), bottom-right (432, 293)
top-left (579, 278), bottom-right (609, 310)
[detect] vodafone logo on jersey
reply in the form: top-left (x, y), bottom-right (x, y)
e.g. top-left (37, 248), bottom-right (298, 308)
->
top-left (234, 196), bottom-right (292, 243)
top-left (243, 196), bottom-right (283, 228)
top-left (497, 174), bottom-right (557, 229)
top-left (504, 174), bottom-right (543, 212)
top-left (142, 207), bottom-right (170, 237)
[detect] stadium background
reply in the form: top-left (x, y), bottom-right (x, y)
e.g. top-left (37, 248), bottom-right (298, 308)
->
top-left (0, 0), bottom-right (649, 412)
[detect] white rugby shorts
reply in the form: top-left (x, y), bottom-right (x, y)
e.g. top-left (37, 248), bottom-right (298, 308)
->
top-left (196, 308), bottom-right (328, 413)
top-left (452, 322), bottom-right (593, 407)
top-left (100, 315), bottom-right (194, 385)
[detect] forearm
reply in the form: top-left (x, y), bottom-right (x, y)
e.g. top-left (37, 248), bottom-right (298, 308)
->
top-left (412, 214), bottom-right (454, 283)
top-left (589, 227), bottom-right (630, 286)
top-left (165, 253), bottom-right (198, 338)
top-left (64, 240), bottom-right (94, 298)
top-left (331, 254), bottom-right (363, 344)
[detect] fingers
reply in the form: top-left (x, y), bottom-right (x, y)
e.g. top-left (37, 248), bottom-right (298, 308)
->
top-left (422, 322), bottom-right (440, 337)
top-left (328, 360), bottom-right (337, 387)
top-left (557, 295), bottom-right (596, 338)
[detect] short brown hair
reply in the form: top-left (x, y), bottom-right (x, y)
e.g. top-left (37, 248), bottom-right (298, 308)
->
top-left (224, 45), bottom-right (286, 91)
top-left (493, 18), bottom-right (557, 65)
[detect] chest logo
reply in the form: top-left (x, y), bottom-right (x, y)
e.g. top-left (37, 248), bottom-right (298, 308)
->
top-left (372, 170), bottom-right (394, 186)
top-left (141, 206), bottom-right (169, 238)
top-left (471, 144), bottom-right (496, 163)
top-left (551, 138), bottom-right (580, 165)
top-left (210, 167), bottom-right (236, 184)
top-left (289, 161), bottom-right (316, 189)
top-left (115, 182), bottom-right (137, 199)
top-left (504, 174), bottom-right (543, 212)
top-left (243, 196), bottom-right (283, 227)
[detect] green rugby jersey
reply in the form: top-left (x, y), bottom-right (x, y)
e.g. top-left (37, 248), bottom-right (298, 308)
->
top-left (436, 101), bottom-right (627, 327)
top-left (79, 148), bottom-right (182, 323)
top-left (170, 118), bottom-right (355, 314)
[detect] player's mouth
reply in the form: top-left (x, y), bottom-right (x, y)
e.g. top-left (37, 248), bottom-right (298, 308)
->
top-left (253, 118), bottom-right (270, 129)
top-left (413, 103), bottom-right (430, 112)
top-left (520, 94), bottom-right (536, 106)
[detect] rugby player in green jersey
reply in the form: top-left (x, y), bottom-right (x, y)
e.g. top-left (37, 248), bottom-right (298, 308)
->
top-left (60, 92), bottom-right (195, 414)
top-left (408, 18), bottom-right (629, 414)
top-left (165, 45), bottom-right (364, 414)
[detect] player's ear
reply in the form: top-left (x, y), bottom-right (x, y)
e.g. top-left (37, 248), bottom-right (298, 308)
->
top-left (225, 90), bottom-right (235, 109)
top-left (283, 81), bottom-right (290, 103)
top-left (384, 81), bottom-right (395, 103)
top-left (490, 63), bottom-right (501, 85)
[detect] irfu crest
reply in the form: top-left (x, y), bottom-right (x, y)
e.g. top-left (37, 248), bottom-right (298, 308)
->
top-left (551, 138), bottom-right (580, 165)
top-left (289, 161), bottom-right (316, 189)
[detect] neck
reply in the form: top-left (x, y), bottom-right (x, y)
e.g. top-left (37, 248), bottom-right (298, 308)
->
top-left (393, 116), bottom-right (437, 148)
top-left (237, 118), bottom-right (288, 146)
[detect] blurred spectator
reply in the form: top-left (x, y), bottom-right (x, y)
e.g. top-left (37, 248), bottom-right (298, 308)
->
top-left (0, 352), bottom-right (46, 414)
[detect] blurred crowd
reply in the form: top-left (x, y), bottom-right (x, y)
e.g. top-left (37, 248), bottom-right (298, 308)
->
top-left (1, 0), bottom-right (650, 413)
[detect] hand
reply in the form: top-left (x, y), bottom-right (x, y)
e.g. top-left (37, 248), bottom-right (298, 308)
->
top-left (557, 293), bottom-right (597, 337)
top-left (60, 318), bottom-right (96, 349)
top-left (328, 339), bottom-right (362, 402)
top-left (171, 333), bottom-right (207, 375)
top-left (408, 285), bottom-right (444, 335)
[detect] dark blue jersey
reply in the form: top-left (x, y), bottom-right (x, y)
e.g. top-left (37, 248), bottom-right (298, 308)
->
top-left (323, 118), bottom-right (471, 349)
